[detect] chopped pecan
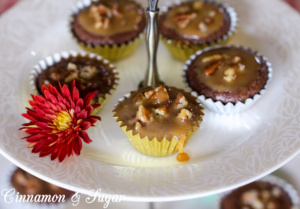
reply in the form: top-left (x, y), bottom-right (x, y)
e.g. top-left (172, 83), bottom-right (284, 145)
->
top-left (67, 62), bottom-right (78, 72)
top-left (237, 63), bottom-right (246, 71)
top-left (50, 72), bottom-right (60, 80)
top-left (209, 10), bottom-right (217, 17)
top-left (65, 71), bottom-right (79, 83)
top-left (173, 13), bottom-right (197, 28)
top-left (177, 109), bottom-right (193, 122)
top-left (271, 187), bottom-right (281, 197)
top-left (112, 3), bottom-right (123, 18)
top-left (98, 4), bottom-right (112, 18)
top-left (202, 54), bottom-right (222, 63)
top-left (144, 86), bottom-right (169, 105)
top-left (204, 61), bottom-right (222, 76)
top-left (136, 105), bottom-right (150, 123)
top-left (198, 22), bottom-right (208, 32)
top-left (155, 107), bottom-right (168, 116)
top-left (241, 190), bottom-right (259, 205)
top-left (231, 56), bottom-right (241, 64)
top-left (223, 67), bottom-right (236, 82)
top-left (175, 93), bottom-right (188, 109)
top-left (90, 4), bottom-right (112, 29)
top-left (80, 65), bottom-right (97, 80)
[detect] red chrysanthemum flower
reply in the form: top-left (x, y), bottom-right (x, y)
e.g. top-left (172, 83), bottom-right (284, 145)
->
top-left (20, 81), bottom-right (101, 162)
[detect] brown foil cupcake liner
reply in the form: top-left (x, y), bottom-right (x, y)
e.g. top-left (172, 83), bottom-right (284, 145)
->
top-left (183, 45), bottom-right (273, 114)
top-left (69, 0), bottom-right (145, 61)
top-left (216, 175), bottom-right (300, 209)
top-left (29, 50), bottom-right (119, 115)
top-left (113, 90), bottom-right (204, 157)
top-left (160, 0), bottom-right (238, 62)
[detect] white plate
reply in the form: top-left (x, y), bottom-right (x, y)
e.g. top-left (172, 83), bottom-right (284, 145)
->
top-left (1, 0), bottom-right (300, 202)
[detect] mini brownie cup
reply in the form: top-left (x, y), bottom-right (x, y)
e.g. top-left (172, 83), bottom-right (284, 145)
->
top-left (70, 0), bottom-right (146, 61)
top-left (30, 51), bottom-right (118, 114)
top-left (218, 175), bottom-right (299, 209)
top-left (113, 85), bottom-right (204, 158)
top-left (11, 167), bottom-right (74, 205)
top-left (183, 46), bottom-right (272, 113)
top-left (158, 0), bottom-right (237, 61)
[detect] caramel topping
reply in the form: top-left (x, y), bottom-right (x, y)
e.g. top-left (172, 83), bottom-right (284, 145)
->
top-left (161, 1), bottom-right (226, 39)
top-left (114, 86), bottom-right (203, 141)
top-left (177, 152), bottom-right (190, 162)
top-left (190, 48), bottom-right (262, 91)
top-left (176, 136), bottom-right (189, 162)
top-left (77, 0), bottom-right (144, 36)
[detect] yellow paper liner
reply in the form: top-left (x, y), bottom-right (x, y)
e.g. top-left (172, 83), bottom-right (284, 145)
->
top-left (114, 117), bottom-right (203, 157)
top-left (29, 51), bottom-right (119, 116)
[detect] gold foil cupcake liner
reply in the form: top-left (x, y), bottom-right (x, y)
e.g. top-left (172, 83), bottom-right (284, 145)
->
top-left (216, 175), bottom-right (300, 209)
top-left (69, 0), bottom-right (144, 61)
top-left (160, 1), bottom-right (238, 62)
top-left (29, 51), bottom-right (119, 115)
top-left (113, 92), bottom-right (204, 157)
top-left (183, 45), bottom-right (273, 114)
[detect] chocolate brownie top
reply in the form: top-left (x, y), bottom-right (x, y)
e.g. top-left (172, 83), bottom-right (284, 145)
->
top-left (220, 180), bottom-right (293, 209)
top-left (185, 46), bottom-right (269, 104)
top-left (36, 55), bottom-right (117, 100)
top-left (158, 1), bottom-right (231, 44)
top-left (71, 0), bottom-right (146, 46)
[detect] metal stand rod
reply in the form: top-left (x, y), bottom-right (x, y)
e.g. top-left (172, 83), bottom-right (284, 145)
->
top-left (140, 0), bottom-right (163, 87)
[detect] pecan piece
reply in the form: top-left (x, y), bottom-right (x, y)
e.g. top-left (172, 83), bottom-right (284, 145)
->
top-left (112, 3), bottom-right (123, 18)
top-left (67, 62), bottom-right (78, 72)
top-left (144, 86), bottom-right (169, 105)
top-left (204, 61), bottom-right (222, 76)
top-left (64, 71), bottom-right (79, 83)
top-left (223, 67), bottom-right (236, 82)
top-left (231, 56), bottom-right (241, 64)
top-left (80, 65), bottom-right (97, 80)
top-left (198, 22), bottom-right (208, 32)
top-left (173, 13), bottom-right (196, 28)
top-left (237, 63), bottom-right (246, 72)
top-left (175, 93), bottom-right (188, 109)
top-left (136, 105), bottom-right (150, 123)
top-left (202, 54), bottom-right (222, 63)
top-left (177, 109), bottom-right (193, 122)
top-left (50, 72), bottom-right (60, 80)
top-left (155, 107), bottom-right (168, 116)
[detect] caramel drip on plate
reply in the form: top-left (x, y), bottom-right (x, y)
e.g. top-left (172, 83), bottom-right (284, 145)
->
top-left (176, 136), bottom-right (190, 162)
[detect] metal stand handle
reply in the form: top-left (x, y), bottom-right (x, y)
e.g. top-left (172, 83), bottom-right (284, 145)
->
top-left (140, 0), bottom-right (164, 87)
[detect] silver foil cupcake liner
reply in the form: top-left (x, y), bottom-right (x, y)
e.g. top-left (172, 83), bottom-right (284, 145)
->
top-left (29, 50), bottom-right (119, 113)
top-left (216, 175), bottom-right (300, 209)
top-left (183, 45), bottom-right (273, 114)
